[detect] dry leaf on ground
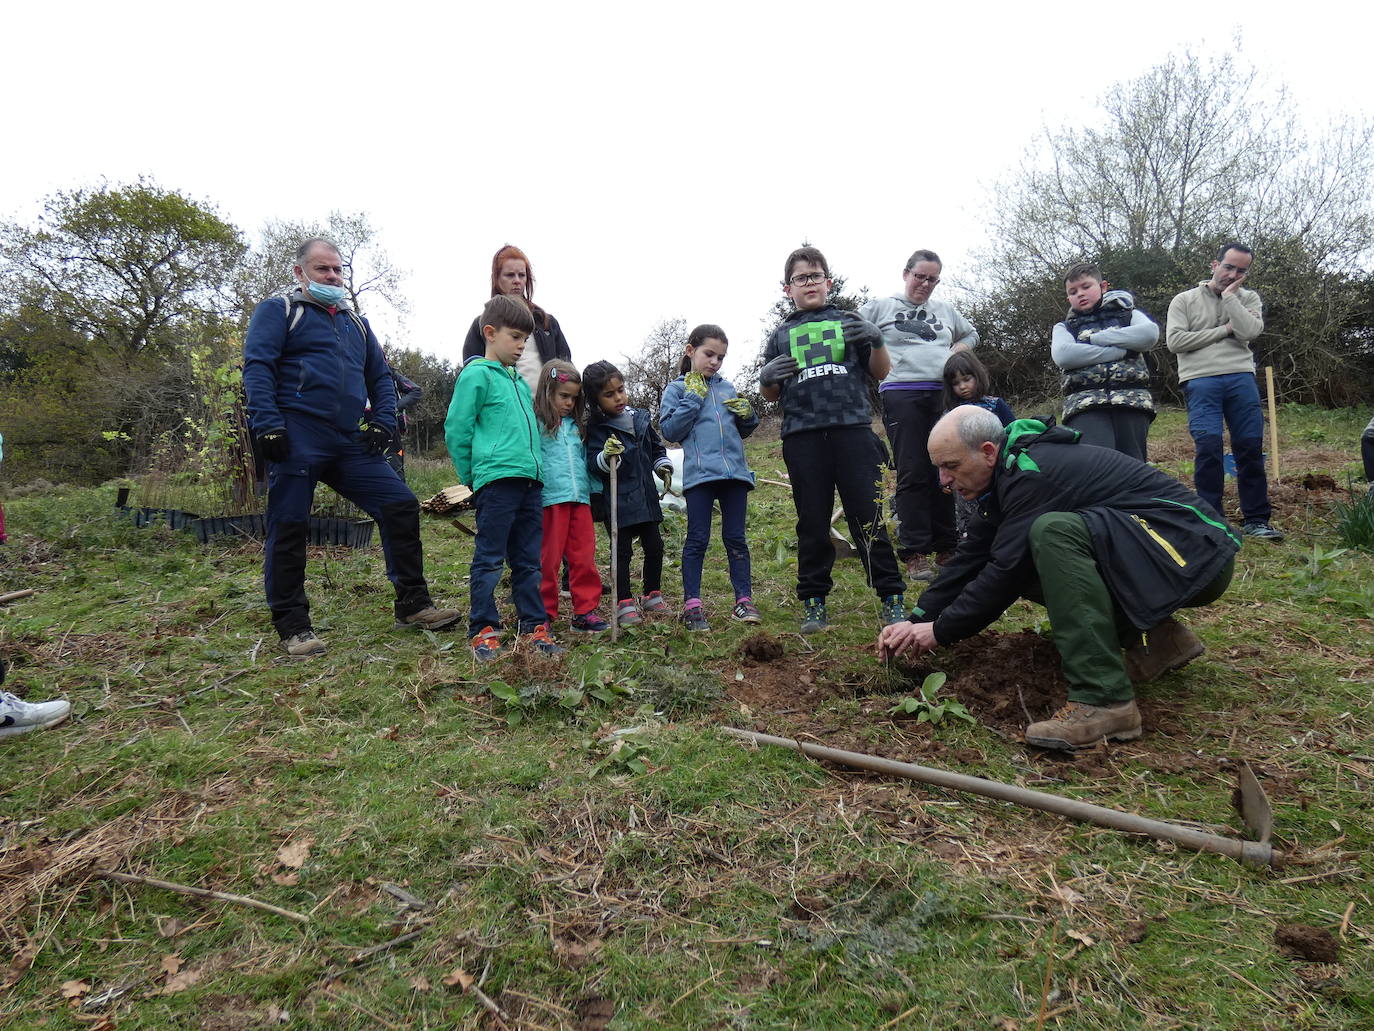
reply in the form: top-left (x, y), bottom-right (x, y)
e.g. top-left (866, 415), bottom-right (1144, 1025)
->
top-left (441, 967), bottom-right (474, 991)
top-left (158, 954), bottom-right (183, 976)
top-left (275, 836), bottom-right (314, 869)
top-left (161, 967), bottom-right (202, 995)
top-left (409, 975), bottom-right (431, 992)
top-left (60, 979), bottom-right (91, 999)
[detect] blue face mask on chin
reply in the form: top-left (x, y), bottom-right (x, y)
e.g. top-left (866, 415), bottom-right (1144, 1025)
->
top-left (306, 279), bottom-right (347, 306)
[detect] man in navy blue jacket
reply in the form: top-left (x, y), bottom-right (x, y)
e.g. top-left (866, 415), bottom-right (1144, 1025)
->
top-left (242, 239), bottom-right (458, 658)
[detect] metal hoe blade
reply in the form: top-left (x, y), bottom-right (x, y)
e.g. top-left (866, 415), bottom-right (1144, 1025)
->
top-left (1237, 761), bottom-right (1273, 844)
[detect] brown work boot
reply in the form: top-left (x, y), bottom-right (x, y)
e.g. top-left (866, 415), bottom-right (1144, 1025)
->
top-left (395, 606), bottom-right (462, 631)
top-left (1124, 617), bottom-right (1204, 684)
top-left (1025, 700), bottom-right (1142, 751)
top-left (905, 555), bottom-right (935, 581)
top-left (281, 630), bottom-right (326, 659)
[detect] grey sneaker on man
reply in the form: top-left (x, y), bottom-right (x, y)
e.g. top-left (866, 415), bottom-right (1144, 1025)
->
top-left (1241, 522), bottom-right (1284, 543)
top-left (395, 606), bottom-right (463, 631)
top-left (1124, 617), bottom-right (1205, 684)
top-left (1025, 700), bottom-right (1142, 751)
top-left (0, 690), bottom-right (72, 739)
top-left (281, 630), bottom-right (327, 658)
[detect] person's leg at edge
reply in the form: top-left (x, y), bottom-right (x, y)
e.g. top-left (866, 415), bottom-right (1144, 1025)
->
top-left (263, 422), bottom-right (322, 637)
top-left (681, 484), bottom-right (715, 602)
top-left (718, 480), bottom-right (753, 599)
top-left (565, 503), bottom-right (603, 615)
top-left (507, 480), bottom-right (549, 634)
top-left (611, 522), bottom-right (636, 602)
top-left (1224, 373), bottom-right (1272, 524)
top-left (469, 480), bottom-right (519, 637)
top-left (1064, 409), bottom-right (1114, 451)
top-left (783, 430), bottom-right (838, 601)
top-left (1362, 413), bottom-right (1374, 484)
top-left (1027, 511), bottom-right (1133, 705)
top-left (881, 390), bottom-right (931, 558)
top-left (834, 428), bottom-right (905, 598)
top-left (539, 503), bottom-right (569, 622)
top-left (638, 522), bottom-right (665, 595)
top-left (1184, 377), bottom-right (1226, 517)
top-left (1114, 409), bottom-right (1152, 464)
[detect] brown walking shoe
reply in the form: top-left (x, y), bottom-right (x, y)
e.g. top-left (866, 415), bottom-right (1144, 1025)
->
top-left (1025, 700), bottom-right (1142, 751)
top-left (395, 606), bottom-right (462, 631)
top-left (281, 630), bottom-right (327, 659)
top-left (905, 555), bottom-right (935, 581)
top-left (1124, 617), bottom-right (1204, 684)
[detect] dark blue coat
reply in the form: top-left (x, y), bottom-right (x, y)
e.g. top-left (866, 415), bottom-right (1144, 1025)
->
top-left (585, 407), bottom-right (670, 527)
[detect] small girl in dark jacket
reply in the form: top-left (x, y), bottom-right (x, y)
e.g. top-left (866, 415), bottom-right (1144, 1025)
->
top-left (584, 361), bottom-right (674, 628)
top-left (658, 325), bottom-right (760, 631)
top-left (942, 350), bottom-right (1014, 426)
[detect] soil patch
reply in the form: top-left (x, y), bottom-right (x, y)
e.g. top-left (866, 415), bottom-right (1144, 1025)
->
top-left (1275, 923), bottom-right (1340, 963)
top-left (1299, 473), bottom-right (1338, 492)
top-left (739, 632), bottom-right (785, 663)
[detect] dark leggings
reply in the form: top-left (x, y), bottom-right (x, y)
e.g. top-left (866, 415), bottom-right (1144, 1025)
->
top-left (605, 520), bottom-right (664, 603)
top-left (682, 480), bottom-right (752, 603)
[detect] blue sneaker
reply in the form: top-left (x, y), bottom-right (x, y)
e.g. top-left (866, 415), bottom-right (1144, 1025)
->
top-left (1241, 522), bottom-right (1284, 543)
top-left (524, 624), bottom-right (564, 657)
top-left (881, 594), bottom-right (908, 625)
top-left (470, 626), bottom-right (505, 663)
top-left (800, 597), bottom-right (828, 634)
top-left (682, 603), bottom-right (710, 632)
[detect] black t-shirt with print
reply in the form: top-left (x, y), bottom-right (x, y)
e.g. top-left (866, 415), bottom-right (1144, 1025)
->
top-left (762, 305), bottom-right (881, 437)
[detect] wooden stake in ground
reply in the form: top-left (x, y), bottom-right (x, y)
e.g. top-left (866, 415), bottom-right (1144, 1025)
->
top-left (608, 454), bottom-right (620, 644)
top-left (1265, 365), bottom-right (1281, 483)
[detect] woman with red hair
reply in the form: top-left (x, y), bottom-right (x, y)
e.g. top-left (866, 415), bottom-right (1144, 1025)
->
top-left (462, 245), bottom-right (573, 393)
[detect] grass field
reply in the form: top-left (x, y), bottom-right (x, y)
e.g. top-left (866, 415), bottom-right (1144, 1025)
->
top-left (1, 405), bottom-right (1371, 1030)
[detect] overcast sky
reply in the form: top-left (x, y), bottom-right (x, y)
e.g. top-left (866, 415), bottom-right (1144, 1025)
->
top-left (4, 1), bottom-right (1369, 381)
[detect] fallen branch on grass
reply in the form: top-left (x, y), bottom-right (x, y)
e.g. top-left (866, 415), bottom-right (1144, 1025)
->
top-left (349, 929), bottom-right (423, 965)
top-left (0, 590), bottom-right (36, 605)
top-left (95, 870), bottom-right (309, 925)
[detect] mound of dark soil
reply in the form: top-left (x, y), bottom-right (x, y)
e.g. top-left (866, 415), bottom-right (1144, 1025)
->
top-left (1275, 923), bottom-right (1340, 963)
top-left (739, 633), bottom-right (785, 663)
top-left (1300, 473), bottom-right (1338, 492)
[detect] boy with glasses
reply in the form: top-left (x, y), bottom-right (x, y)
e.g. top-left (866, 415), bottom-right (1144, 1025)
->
top-left (760, 246), bottom-right (907, 633)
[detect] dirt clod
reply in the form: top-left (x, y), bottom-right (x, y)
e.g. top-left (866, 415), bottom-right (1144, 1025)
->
top-left (575, 996), bottom-right (616, 1031)
top-left (739, 633), bottom-right (785, 663)
top-left (1275, 923), bottom-right (1339, 963)
top-left (1299, 473), bottom-right (1338, 491)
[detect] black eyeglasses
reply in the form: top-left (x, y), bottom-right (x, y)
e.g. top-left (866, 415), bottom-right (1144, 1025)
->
top-left (788, 272), bottom-right (828, 286)
top-left (906, 273), bottom-right (940, 286)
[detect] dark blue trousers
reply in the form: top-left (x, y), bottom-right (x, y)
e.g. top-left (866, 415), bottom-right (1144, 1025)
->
top-left (265, 415), bottom-right (433, 637)
top-left (1184, 373), bottom-right (1270, 523)
top-left (470, 477), bottom-right (547, 637)
top-left (682, 481), bottom-right (752, 602)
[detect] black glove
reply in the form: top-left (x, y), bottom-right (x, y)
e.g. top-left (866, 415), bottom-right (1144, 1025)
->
top-left (759, 354), bottom-right (800, 387)
top-left (256, 429), bottom-right (291, 463)
top-left (362, 422), bottom-right (392, 456)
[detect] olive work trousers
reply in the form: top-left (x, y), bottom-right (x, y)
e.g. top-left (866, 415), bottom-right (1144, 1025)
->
top-left (1027, 511), bottom-right (1234, 705)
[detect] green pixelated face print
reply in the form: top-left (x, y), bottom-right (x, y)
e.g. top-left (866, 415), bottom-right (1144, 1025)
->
top-left (788, 320), bottom-right (846, 368)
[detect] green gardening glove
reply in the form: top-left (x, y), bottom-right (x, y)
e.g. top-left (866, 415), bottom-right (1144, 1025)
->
top-left (723, 397), bottom-right (752, 419)
top-left (601, 434), bottom-right (625, 460)
top-left (656, 466), bottom-right (673, 493)
top-left (684, 371), bottom-right (708, 398)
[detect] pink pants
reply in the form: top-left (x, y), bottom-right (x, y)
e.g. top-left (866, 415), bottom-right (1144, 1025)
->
top-left (541, 502), bottom-right (602, 619)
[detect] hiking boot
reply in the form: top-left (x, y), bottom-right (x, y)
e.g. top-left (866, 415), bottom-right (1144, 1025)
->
top-left (1124, 617), bottom-right (1205, 684)
top-left (1241, 522), bottom-right (1284, 543)
top-left (1025, 700), bottom-right (1142, 751)
top-left (880, 594), bottom-right (908, 626)
top-left (571, 610), bottom-right (610, 633)
top-left (731, 598), bottom-right (761, 624)
top-left (470, 626), bottom-right (505, 662)
top-left (640, 590), bottom-right (669, 613)
top-left (905, 555), bottom-right (935, 581)
top-left (281, 630), bottom-right (326, 659)
top-left (615, 599), bottom-right (644, 627)
top-left (0, 690), bottom-right (72, 739)
top-left (396, 605), bottom-right (463, 631)
top-left (682, 603), bottom-right (710, 632)
top-left (523, 624), bottom-right (564, 657)
top-left (800, 597), bottom-right (829, 634)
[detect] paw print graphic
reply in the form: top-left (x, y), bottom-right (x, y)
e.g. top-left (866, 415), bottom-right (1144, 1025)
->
top-left (893, 308), bottom-right (944, 342)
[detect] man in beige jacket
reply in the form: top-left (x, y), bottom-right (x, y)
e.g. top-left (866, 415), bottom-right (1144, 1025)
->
top-left (1166, 242), bottom-right (1282, 542)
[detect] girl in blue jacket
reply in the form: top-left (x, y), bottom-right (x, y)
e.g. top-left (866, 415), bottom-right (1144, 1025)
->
top-left (658, 325), bottom-right (760, 631)
top-left (534, 361), bottom-right (608, 633)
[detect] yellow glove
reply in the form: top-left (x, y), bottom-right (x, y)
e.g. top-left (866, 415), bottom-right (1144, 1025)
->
top-left (723, 397), bottom-right (752, 419)
top-left (601, 434), bottom-right (625, 459)
top-left (684, 371), bottom-right (708, 398)
top-left (657, 466), bottom-right (673, 493)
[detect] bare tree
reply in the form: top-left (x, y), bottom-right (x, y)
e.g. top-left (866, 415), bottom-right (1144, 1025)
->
top-left (622, 318), bottom-right (687, 422)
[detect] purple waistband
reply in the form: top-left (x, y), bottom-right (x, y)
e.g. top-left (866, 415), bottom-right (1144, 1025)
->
top-left (879, 381), bottom-right (942, 392)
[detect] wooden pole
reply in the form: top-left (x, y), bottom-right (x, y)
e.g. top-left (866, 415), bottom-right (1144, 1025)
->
top-left (1264, 366), bottom-right (1281, 483)
top-left (608, 455), bottom-right (620, 643)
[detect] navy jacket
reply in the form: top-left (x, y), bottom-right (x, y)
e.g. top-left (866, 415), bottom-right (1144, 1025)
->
top-left (243, 290), bottom-right (395, 435)
top-left (585, 408), bottom-right (670, 527)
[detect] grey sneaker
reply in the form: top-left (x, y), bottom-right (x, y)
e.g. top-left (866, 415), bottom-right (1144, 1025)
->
top-left (281, 630), bottom-right (326, 659)
top-left (1025, 700), bottom-right (1142, 751)
top-left (800, 597), bottom-right (829, 634)
top-left (1124, 617), bottom-right (1205, 684)
top-left (396, 606), bottom-right (463, 630)
top-left (1241, 522), bottom-right (1284, 543)
top-left (880, 594), bottom-right (908, 625)
top-left (682, 603), bottom-right (710, 632)
top-left (0, 690), bottom-right (72, 738)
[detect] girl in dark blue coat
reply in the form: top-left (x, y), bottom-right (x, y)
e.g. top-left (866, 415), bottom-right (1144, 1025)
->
top-left (584, 361), bottom-right (674, 628)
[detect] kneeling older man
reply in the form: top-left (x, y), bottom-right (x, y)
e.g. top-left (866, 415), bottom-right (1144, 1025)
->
top-left (878, 406), bottom-right (1239, 750)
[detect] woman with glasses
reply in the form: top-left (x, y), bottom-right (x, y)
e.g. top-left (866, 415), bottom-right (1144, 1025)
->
top-left (859, 249), bottom-right (981, 582)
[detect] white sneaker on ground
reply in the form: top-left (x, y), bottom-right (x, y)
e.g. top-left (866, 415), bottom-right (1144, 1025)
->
top-left (0, 690), bottom-right (72, 739)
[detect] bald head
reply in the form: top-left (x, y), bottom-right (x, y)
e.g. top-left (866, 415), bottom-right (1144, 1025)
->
top-left (929, 406), bottom-right (1005, 499)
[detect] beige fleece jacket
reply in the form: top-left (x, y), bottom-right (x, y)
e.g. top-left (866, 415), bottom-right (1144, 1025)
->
top-left (1165, 282), bottom-right (1265, 383)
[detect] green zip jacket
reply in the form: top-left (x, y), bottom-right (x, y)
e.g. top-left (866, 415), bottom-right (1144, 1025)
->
top-left (444, 359), bottom-right (542, 492)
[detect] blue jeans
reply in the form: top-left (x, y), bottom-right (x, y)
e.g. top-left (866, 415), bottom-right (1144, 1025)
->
top-left (470, 478), bottom-right (547, 636)
top-left (264, 415), bottom-right (433, 637)
top-left (1184, 373), bottom-right (1270, 524)
top-left (682, 481), bottom-right (752, 603)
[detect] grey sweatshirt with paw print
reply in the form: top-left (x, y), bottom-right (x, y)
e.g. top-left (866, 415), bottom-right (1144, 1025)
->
top-left (860, 294), bottom-right (980, 387)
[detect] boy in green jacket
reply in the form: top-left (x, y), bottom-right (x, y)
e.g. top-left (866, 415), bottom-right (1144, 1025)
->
top-left (446, 296), bottom-right (563, 661)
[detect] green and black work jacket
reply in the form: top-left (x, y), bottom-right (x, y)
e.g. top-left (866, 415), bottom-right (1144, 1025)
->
top-left (913, 420), bottom-right (1240, 644)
